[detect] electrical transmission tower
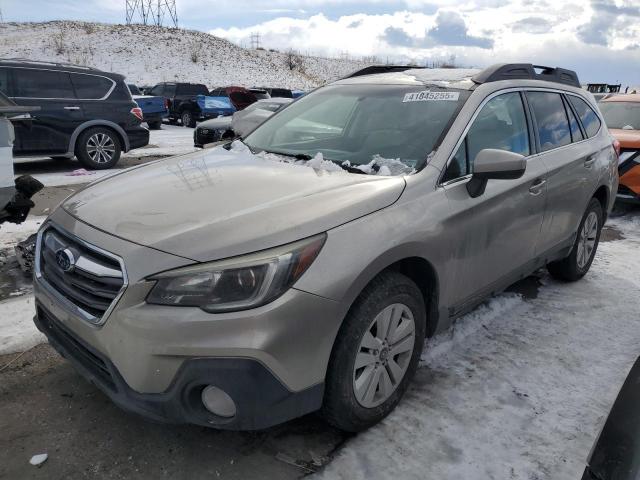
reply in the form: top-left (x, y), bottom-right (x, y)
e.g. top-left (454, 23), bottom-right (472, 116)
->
top-left (250, 32), bottom-right (262, 49)
top-left (125, 0), bottom-right (178, 28)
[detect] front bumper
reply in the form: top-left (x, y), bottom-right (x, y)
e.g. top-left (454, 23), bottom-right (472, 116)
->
top-left (194, 127), bottom-right (224, 147)
top-left (32, 212), bottom-right (343, 429)
top-left (34, 306), bottom-right (323, 430)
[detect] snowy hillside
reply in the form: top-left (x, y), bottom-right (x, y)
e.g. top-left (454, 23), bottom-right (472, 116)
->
top-left (0, 21), bottom-right (371, 89)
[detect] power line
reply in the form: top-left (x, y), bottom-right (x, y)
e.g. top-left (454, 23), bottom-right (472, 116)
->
top-left (125, 0), bottom-right (178, 28)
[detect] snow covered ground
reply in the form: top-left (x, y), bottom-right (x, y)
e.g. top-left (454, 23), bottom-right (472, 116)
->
top-left (0, 21), bottom-right (369, 89)
top-left (317, 214), bottom-right (640, 480)
top-left (13, 125), bottom-right (196, 187)
top-left (1, 154), bottom-right (638, 477)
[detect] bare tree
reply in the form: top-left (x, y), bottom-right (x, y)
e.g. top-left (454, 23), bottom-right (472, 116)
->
top-left (190, 41), bottom-right (203, 63)
top-left (285, 49), bottom-right (305, 72)
top-left (52, 29), bottom-right (66, 55)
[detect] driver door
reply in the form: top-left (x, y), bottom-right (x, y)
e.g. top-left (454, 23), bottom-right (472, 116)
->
top-left (440, 91), bottom-right (548, 312)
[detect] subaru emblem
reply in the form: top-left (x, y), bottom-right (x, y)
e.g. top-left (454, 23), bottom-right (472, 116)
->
top-left (55, 249), bottom-right (75, 273)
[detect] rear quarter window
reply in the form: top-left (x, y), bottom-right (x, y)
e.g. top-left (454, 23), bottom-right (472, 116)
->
top-left (71, 74), bottom-right (114, 99)
top-left (568, 95), bottom-right (601, 138)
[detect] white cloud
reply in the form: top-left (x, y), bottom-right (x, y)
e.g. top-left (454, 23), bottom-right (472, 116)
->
top-left (210, 1), bottom-right (640, 85)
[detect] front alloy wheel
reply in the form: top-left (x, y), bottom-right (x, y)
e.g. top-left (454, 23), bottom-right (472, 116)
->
top-left (322, 271), bottom-right (425, 432)
top-left (353, 303), bottom-right (415, 408)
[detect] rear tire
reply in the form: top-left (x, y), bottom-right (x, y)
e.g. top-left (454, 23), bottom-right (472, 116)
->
top-left (75, 127), bottom-right (122, 170)
top-left (147, 120), bottom-right (162, 130)
top-left (322, 271), bottom-right (426, 432)
top-left (547, 197), bottom-right (603, 281)
top-left (181, 110), bottom-right (196, 128)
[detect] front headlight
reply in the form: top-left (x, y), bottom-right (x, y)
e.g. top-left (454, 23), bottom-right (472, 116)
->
top-left (146, 234), bottom-right (326, 312)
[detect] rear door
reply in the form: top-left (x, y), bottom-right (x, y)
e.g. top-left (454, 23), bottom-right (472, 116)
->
top-left (440, 91), bottom-right (548, 307)
top-left (527, 91), bottom-right (598, 254)
top-left (5, 67), bottom-right (82, 155)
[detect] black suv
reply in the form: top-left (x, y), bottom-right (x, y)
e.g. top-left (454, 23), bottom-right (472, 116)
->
top-left (0, 59), bottom-right (149, 169)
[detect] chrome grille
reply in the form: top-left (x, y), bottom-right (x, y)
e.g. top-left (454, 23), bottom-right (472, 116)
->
top-left (37, 225), bottom-right (126, 323)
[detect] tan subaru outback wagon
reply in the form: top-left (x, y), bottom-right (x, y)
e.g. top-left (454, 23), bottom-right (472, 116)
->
top-left (33, 64), bottom-right (618, 431)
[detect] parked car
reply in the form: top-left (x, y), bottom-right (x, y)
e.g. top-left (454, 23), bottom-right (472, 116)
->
top-left (209, 86), bottom-right (258, 111)
top-left (291, 90), bottom-right (306, 99)
top-left (256, 87), bottom-right (294, 99)
top-left (582, 357), bottom-right (640, 480)
top-left (598, 94), bottom-right (640, 202)
top-left (0, 90), bottom-right (42, 226)
top-left (128, 83), bottom-right (168, 130)
top-left (193, 98), bottom-right (292, 147)
top-left (32, 63), bottom-right (617, 432)
top-left (0, 59), bottom-right (149, 169)
top-left (149, 82), bottom-right (234, 128)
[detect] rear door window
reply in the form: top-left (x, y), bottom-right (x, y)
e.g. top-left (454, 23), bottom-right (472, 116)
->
top-left (12, 68), bottom-right (75, 99)
top-left (567, 95), bottom-right (602, 137)
top-left (526, 91), bottom-right (571, 152)
top-left (177, 84), bottom-right (208, 96)
top-left (442, 92), bottom-right (530, 182)
top-left (70, 73), bottom-right (114, 99)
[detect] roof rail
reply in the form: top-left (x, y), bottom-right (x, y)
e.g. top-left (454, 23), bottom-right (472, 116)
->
top-left (471, 63), bottom-right (581, 88)
top-left (343, 65), bottom-right (425, 79)
top-left (0, 57), bottom-right (99, 71)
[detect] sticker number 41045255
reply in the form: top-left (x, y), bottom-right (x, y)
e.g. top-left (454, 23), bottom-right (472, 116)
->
top-left (403, 90), bottom-right (460, 102)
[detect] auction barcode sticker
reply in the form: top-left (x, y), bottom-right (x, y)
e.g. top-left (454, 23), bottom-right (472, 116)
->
top-left (403, 90), bottom-right (460, 102)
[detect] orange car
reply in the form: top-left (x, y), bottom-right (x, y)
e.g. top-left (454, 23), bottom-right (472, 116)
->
top-left (599, 94), bottom-right (640, 202)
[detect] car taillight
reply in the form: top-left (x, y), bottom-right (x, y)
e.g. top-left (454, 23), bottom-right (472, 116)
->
top-left (130, 107), bottom-right (144, 121)
top-left (613, 138), bottom-right (621, 158)
top-left (164, 98), bottom-right (170, 109)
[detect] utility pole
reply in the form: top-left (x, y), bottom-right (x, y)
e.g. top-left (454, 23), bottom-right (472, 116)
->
top-left (250, 32), bottom-right (261, 50)
top-left (126, 0), bottom-right (178, 28)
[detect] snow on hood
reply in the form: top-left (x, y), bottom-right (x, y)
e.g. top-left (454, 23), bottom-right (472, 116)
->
top-left (62, 144), bottom-right (406, 261)
top-left (232, 141), bottom-right (416, 177)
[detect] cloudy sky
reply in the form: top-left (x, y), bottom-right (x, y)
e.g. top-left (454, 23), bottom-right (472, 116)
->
top-left (2, 0), bottom-right (640, 85)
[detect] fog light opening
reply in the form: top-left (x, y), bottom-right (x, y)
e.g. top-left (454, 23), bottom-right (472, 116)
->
top-left (201, 385), bottom-right (236, 418)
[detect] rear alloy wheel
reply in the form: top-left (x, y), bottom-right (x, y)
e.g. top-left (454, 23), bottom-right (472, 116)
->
top-left (322, 271), bottom-right (426, 432)
top-left (181, 110), bottom-right (196, 128)
top-left (75, 127), bottom-right (122, 170)
top-left (547, 197), bottom-right (603, 281)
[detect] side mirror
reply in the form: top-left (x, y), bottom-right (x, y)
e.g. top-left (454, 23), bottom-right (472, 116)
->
top-left (466, 149), bottom-right (526, 198)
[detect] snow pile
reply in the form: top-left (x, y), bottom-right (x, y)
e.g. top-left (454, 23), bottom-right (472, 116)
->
top-left (0, 216), bottom-right (44, 249)
top-left (0, 295), bottom-right (44, 355)
top-left (344, 155), bottom-right (416, 176)
top-left (0, 21), bottom-right (371, 89)
top-left (317, 215), bottom-right (640, 480)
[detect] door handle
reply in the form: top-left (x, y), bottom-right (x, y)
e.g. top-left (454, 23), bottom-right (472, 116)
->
top-left (529, 179), bottom-right (546, 195)
top-left (584, 156), bottom-right (596, 168)
top-left (63, 106), bottom-right (80, 110)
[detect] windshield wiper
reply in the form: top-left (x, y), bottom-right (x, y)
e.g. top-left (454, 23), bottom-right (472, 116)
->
top-left (262, 149), bottom-right (313, 161)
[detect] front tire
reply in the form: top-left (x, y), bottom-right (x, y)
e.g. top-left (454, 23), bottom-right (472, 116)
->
top-left (547, 197), bottom-right (603, 281)
top-left (322, 271), bottom-right (426, 432)
top-left (75, 127), bottom-right (122, 170)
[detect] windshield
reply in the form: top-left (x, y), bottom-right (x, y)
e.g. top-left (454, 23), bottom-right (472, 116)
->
top-left (599, 102), bottom-right (640, 130)
top-left (243, 84), bottom-right (469, 171)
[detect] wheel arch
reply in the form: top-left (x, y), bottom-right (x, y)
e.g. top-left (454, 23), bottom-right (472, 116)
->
top-left (69, 120), bottom-right (130, 154)
top-left (334, 248), bottom-right (443, 340)
top-left (592, 184), bottom-right (610, 219)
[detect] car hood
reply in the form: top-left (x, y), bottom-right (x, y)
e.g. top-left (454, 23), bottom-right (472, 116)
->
top-left (62, 146), bottom-right (406, 262)
top-left (609, 128), bottom-right (640, 148)
top-left (198, 116), bottom-right (233, 130)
